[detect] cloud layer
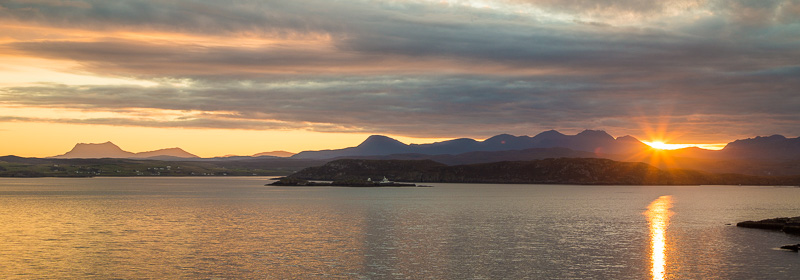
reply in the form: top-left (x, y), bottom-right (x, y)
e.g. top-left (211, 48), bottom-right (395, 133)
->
top-left (1, 0), bottom-right (799, 141)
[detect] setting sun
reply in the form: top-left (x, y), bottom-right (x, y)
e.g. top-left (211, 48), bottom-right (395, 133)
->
top-left (643, 141), bottom-right (692, 150)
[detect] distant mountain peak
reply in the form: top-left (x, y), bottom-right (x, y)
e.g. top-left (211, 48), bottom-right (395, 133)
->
top-left (358, 135), bottom-right (406, 147)
top-left (616, 135), bottom-right (640, 142)
top-left (81, 141), bottom-right (116, 146)
top-left (53, 141), bottom-right (134, 159)
top-left (535, 130), bottom-right (565, 137)
top-left (725, 134), bottom-right (791, 147)
top-left (484, 134), bottom-right (518, 143)
top-left (252, 151), bottom-right (295, 158)
top-left (364, 134), bottom-right (398, 141)
top-left (52, 142), bottom-right (198, 159)
top-left (576, 129), bottom-right (614, 139)
top-left (132, 147), bottom-right (198, 159)
top-left (489, 133), bottom-right (515, 138)
top-left (756, 135), bottom-right (787, 140)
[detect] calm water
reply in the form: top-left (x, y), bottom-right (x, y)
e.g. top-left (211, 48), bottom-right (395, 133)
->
top-left (1, 177), bottom-right (798, 279)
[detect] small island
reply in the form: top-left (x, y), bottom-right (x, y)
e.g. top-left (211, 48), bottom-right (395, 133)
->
top-left (268, 176), bottom-right (425, 187)
top-left (736, 216), bottom-right (800, 235)
top-left (737, 216), bottom-right (800, 252)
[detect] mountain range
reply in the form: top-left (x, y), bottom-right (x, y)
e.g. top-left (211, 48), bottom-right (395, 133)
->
top-left (291, 130), bottom-right (800, 162)
top-left (51, 142), bottom-right (199, 159)
top-left (291, 130), bottom-right (650, 159)
top-left (281, 130), bottom-right (800, 177)
top-left (40, 130), bottom-right (800, 176)
top-left (5, 129), bottom-right (800, 178)
top-left (50, 142), bottom-right (296, 159)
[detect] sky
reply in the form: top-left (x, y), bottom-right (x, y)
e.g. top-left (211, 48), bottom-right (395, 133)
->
top-left (1, 0), bottom-right (799, 157)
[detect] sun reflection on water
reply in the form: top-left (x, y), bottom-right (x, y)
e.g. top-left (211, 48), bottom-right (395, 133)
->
top-left (645, 195), bottom-right (673, 280)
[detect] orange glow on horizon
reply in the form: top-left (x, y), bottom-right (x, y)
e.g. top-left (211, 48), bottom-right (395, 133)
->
top-left (643, 141), bottom-right (690, 150)
top-left (645, 195), bottom-right (673, 280)
top-left (633, 111), bottom-right (726, 152)
top-left (642, 141), bottom-right (724, 151)
top-left (0, 121), bottom-right (453, 158)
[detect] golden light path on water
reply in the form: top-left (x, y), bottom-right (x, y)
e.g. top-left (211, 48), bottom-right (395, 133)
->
top-left (645, 195), bottom-right (673, 280)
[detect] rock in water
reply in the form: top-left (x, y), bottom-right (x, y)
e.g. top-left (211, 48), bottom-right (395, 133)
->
top-left (738, 217), bottom-right (800, 252)
top-left (779, 244), bottom-right (799, 252)
top-left (736, 216), bottom-right (800, 235)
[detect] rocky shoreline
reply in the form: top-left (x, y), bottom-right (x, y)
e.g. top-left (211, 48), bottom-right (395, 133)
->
top-left (736, 216), bottom-right (800, 235)
top-left (267, 177), bottom-right (426, 187)
top-left (737, 216), bottom-right (800, 252)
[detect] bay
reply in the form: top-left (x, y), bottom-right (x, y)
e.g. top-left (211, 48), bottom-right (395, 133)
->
top-left (1, 177), bottom-right (798, 279)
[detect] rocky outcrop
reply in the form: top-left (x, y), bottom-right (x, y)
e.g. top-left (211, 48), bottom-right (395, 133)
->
top-left (738, 217), bottom-right (800, 252)
top-left (737, 216), bottom-right (800, 235)
top-left (780, 244), bottom-right (800, 251)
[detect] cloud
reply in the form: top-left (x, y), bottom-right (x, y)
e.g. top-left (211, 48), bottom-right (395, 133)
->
top-left (5, 0), bottom-right (797, 77)
top-left (3, 65), bottom-right (799, 140)
top-left (1, 0), bottom-right (799, 141)
top-left (508, 0), bottom-right (704, 17)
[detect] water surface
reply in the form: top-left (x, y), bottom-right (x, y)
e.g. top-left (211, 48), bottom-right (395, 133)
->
top-left (1, 177), bottom-right (798, 279)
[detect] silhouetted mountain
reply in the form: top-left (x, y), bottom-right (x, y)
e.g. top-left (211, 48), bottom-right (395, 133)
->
top-left (252, 151), bottom-right (295, 157)
top-left (337, 147), bottom-right (603, 165)
top-left (526, 129), bottom-right (650, 155)
top-left (412, 138), bottom-right (482, 154)
top-left (52, 142), bottom-right (135, 159)
top-left (357, 135), bottom-right (412, 154)
top-left (131, 148), bottom-right (198, 159)
top-left (292, 130), bottom-right (650, 159)
top-left (659, 146), bottom-right (722, 159)
top-left (292, 135), bottom-right (414, 159)
top-left (0, 155), bottom-right (51, 164)
top-left (51, 142), bottom-right (198, 159)
top-left (721, 135), bottom-right (800, 159)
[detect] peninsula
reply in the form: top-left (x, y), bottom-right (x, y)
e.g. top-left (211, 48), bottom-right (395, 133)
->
top-left (268, 176), bottom-right (421, 187)
top-left (285, 158), bottom-right (800, 186)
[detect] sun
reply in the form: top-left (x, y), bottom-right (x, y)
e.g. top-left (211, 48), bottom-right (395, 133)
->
top-left (646, 141), bottom-right (670, 150)
top-left (643, 141), bottom-right (691, 150)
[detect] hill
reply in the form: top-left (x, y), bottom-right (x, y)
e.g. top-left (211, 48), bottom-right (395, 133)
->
top-left (720, 135), bottom-right (800, 159)
top-left (52, 142), bottom-right (135, 159)
top-left (335, 147), bottom-right (603, 165)
top-left (130, 148), bottom-right (199, 159)
top-left (0, 156), bottom-right (325, 177)
top-left (252, 151), bottom-right (295, 158)
top-left (51, 142), bottom-right (198, 159)
top-left (288, 158), bottom-right (800, 185)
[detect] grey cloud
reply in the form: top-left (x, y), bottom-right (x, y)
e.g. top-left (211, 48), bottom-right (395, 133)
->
top-left (6, 0), bottom-right (797, 79)
top-left (4, 0), bottom-right (798, 75)
top-left (1, 0), bottom-right (799, 140)
top-left (716, 0), bottom-right (786, 26)
top-left (508, 0), bottom-right (700, 15)
top-left (0, 0), bottom-right (326, 34)
top-left (7, 40), bottom-right (365, 77)
top-left (3, 69), bottom-right (799, 139)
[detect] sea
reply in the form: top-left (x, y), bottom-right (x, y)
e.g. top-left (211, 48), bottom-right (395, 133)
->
top-left (0, 177), bottom-right (798, 279)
